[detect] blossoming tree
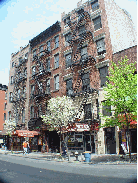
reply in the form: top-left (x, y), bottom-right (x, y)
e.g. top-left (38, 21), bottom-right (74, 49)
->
top-left (3, 120), bottom-right (16, 136)
top-left (41, 96), bottom-right (76, 153)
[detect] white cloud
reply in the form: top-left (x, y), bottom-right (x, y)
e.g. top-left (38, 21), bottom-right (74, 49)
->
top-left (23, 6), bottom-right (33, 14)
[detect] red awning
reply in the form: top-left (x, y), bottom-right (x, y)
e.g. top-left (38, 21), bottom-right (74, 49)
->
top-left (12, 130), bottom-right (40, 137)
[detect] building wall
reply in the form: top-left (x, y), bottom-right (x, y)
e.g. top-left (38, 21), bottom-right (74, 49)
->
top-left (0, 85), bottom-right (7, 131)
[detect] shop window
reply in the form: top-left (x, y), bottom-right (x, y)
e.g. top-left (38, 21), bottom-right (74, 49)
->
top-left (65, 53), bottom-right (72, 68)
top-left (54, 75), bottom-right (59, 90)
top-left (96, 38), bottom-right (106, 55)
top-left (99, 66), bottom-right (108, 87)
top-left (66, 79), bottom-right (73, 96)
top-left (82, 72), bottom-right (90, 91)
top-left (93, 16), bottom-right (102, 31)
top-left (65, 33), bottom-right (71, 47)
top-left (91, 0), bottom-right (99, 12)
top-left (84, 104), bottom-right (92, 120)
top-left (46, 79), bottom-right (50, 94)
top-left (55, 36), bottom-right (59, 49)
top-left (54, 54), bottom-right (59, 69)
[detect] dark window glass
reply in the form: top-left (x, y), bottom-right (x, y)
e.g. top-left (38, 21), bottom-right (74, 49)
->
top-left (47, 41), bottom-right (51, 51)
top-left (96, 39), bottom-right (106, 55)
top-left (65, 54), bottom-right (72, 68)
top-left (99, 66), bottom-right (108, 87)
top-left (46, 79), bottom-right (50, 94)
top-left (91, 0), bottom-right (99, 11)
top-left (81, 47), bottom-right (88, 60)
top-left (82, 73), bottom-right (90, 91)
top-left (55, 36), bottom-right (59, 48)
top-left (84, 104), bottom-right (92, 120)
top-left (65, 34), bottom-right (71, 47)
top-left (93, 16), bottom-right (102, 31)
top-left (66, 79), bottom-right (73, 96)
top-left (46, 59), bottom-right (50, 71)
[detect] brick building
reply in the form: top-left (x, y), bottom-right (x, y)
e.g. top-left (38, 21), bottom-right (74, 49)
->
top-left (6, 0), bottom-right (137, 153)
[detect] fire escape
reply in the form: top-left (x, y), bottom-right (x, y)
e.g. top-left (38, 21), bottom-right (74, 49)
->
top-left (29, 47), bottom-right (51, 130)
top-left (66, 8), bottom-right (99, 128)
top-left (11, 57), bottom-right (28, 130)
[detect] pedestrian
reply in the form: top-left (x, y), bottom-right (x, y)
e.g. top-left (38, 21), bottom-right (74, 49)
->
top-left (23, 141), bottom-right (27, 155)
top-left (27, 141), bottom-right (30, 154)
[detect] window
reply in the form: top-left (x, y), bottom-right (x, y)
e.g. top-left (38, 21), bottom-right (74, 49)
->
top-left (55, 36), bottom-right (59, 48)
top-left (25, 52), bottom-right (28, 59)
top-left (9, 92), bottom-right (13, 102)
top-left (96, 39), bottom-right (106, 55)
top-left (8, 111), bottom-right (11, 120)
top-left (91, 0), bottom-right (99, 11)
top-left (32, 66), bottom-right (36, 75)
top-left (54, 75), bottom-right (59, 90)
top-left (65, 33), bottom-right (71, 47)
top-left (17, 89), bottom-right (20, 98)
top-left (99, 66), bottom-right (108, 87)
top-left (19, 57), bottom-right (23, 64)
top-left (22, 108), bottom-right (25, 123)
top-left (4, 113), bottom-right (6, 121)
top-left (78, 25), bottom-right (85, 34)
top-left (31, 106), bottom-right (34, 118)
top-left (24, 68), bottom-right (27, 77)
top-left (93, 16), bottom-right (102, 31)
top-left (39, 63), bottom-right (43, 74)
top-left (84, 104), bottom-right (92, 120)
top-left (46, 58), bottom-right (50, 71)
top-left (38, 82), bottom-right (43, 93)
top-left (12, 62), bottom-right (14, 67)
top-left (39, 46), bottom-right (44, 57)
top-left (11, 76), bottom-right (14, 84)
top-left (47, 41), bottom-right (51, 52)
top-left (54, 54), bottom-right (59, 69)
top-left (33, 50), bottom-right (37, 57)
top-left (81, 47), bottom-right (88, 60)
top-left (46, 79), bottom-right (50, 94)
top-left (102, 101), bottom-right (111, 116)
top-left (65, 53), bottom-right (72, 68)
top-left (23, 86), bottom-right (26, 98)
top-left (82, 72), bottom-right (90, 91)
top-left (66, 79), bottom-right (73, 96)
top-left (31, 85), bottom-right (35, 95)
top-left (64, 16), bottom-right (70, 27)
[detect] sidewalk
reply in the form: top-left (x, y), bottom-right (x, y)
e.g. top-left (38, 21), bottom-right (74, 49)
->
top-left (0, 149), bottom-right (137, 165)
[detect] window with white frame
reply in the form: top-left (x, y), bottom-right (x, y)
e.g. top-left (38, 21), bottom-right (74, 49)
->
top-left (46, 58), bottom-right (50, 71)
top-left (55, 36), bottom-right (59, 48)
top-left (65, 53), bottom-right (72, 68)
top-left (46, 79), bottom-right (50, 94)
top-left (54, 75), bottom-right (59, 90)
top-left (93, 16), bottom-right (102, 31)
top-left (91, 0), bottom-right (99, 11)
top-left (96, 38), bottom-right (106, 55)
top-left (47, 41), bottom-right (51, 52)
top-left (81, 46), bottom-right (88, 60)
top-left (54, 54), bottom-right (59, 69)
top-left (32, 66), bottom-right (36, 75)
top-left (65, 33), bottom-right (71, 47)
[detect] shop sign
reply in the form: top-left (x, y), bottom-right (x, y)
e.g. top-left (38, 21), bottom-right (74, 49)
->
top-left (75, 124), bottom-right (90, 132)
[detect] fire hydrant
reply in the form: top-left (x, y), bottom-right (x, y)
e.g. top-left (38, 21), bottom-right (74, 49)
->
top-left (75, 151), bottom-right (79, 161)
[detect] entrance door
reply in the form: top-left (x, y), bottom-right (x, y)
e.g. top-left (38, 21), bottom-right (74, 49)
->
top-left (85, 135), bottom-right (91, 151)
top-left (131, 130), bottom-right (137, 153)
top-left (105, 127), bottom-right (116, 154)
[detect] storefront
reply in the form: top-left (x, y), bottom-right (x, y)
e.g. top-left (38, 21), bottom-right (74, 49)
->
top-left (11, 130), bottom-right (40, 151)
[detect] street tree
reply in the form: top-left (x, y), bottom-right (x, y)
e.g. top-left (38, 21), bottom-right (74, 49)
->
top-left (3, 120), bottom-right (16, 136)
top-left (41, 96), bottom-right (76, 153)
top-left (100, 56), bottom-right (137, 160)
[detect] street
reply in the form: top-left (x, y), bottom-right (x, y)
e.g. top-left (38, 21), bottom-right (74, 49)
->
top-left (0, 154), bottom-right (137, 183)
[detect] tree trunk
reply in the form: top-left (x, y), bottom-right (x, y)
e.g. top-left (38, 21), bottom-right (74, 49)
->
top-left (125, 112), bottom-right (131, 163)
top-left (60, 126), bottom-right (62, 154)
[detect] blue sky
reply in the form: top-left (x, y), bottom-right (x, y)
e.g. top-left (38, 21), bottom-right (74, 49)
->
top-left (0, 0), bottom-right (137, 86)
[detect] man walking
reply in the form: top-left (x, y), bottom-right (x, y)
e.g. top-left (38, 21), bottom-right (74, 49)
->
top-left (23, 141), bottom-right (27, 155)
